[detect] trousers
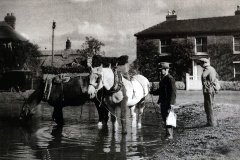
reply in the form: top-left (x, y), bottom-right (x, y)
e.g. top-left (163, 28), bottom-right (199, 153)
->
top-left (160, 103), bottom-right (172, 128)
top-left (203, 92), bottom-right (215, 125)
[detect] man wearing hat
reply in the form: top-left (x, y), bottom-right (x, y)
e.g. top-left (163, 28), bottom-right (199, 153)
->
top-left (151, 62), bottom-right (176, 139)
top-left (198, 58), bottom-right (217, 127)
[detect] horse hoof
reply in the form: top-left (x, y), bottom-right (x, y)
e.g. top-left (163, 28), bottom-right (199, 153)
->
top-left (97, 122), bottom-right (103, 126)
top-left (137, 123), bottom-right (142, 128)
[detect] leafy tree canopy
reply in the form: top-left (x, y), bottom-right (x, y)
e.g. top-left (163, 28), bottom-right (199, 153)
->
top-left (80, 37), bottom-right (105, 58)
top-left (170, 39), bottom-right (194, 81)
top-left (0, 42), bottom-right (42, 75)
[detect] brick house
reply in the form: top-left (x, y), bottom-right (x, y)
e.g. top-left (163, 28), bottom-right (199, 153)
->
top-left (135, 7), bottom-right (240, 89)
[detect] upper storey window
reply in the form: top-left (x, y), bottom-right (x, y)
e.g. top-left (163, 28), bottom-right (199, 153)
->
top-left (160, 39), bottom-right (171, 54)
top-left (196, 37), bottom-right (207, 53)
top-left (234, 37), bottom-right (240, 54)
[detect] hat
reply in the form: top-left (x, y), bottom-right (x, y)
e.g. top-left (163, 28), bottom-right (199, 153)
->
top-left (158, 62), bottom-right (170, 69)
top-left (198, 58), bottom-right (210, 64)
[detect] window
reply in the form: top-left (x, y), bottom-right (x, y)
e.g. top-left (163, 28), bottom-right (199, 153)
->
top-left (234, 37), bottom-right (240, 53)
top-left (160, 39), bottom-right (171, 54)
top-left (196, 37), bottom-right (207, 53)
top-left (234, 62), bottom-right (240, 80)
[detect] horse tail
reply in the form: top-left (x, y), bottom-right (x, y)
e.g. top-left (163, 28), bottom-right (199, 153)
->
top-left (147, 82), bottom-right (150, 94)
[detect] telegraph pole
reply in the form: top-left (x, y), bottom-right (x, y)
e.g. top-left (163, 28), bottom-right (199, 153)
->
top-left (52, 21), bottom-right (56, 66)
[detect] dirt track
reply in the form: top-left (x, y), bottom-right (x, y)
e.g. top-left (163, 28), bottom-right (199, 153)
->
top-left (148, 91), bottom-right (240, 160)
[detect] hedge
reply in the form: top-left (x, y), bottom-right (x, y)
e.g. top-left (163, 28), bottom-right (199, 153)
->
top-left (219, 81), bottom-right (240, 90)
top-left (41, 55), bottom-right (129, 74)
top-left (41, 66), bottom-right (88, 74)
top-left (92, 55), bottom-right (128, 67)
top-left (150, 81), bottom-right (185, 90)
top-left (150, 81), bottom-right (240, 91)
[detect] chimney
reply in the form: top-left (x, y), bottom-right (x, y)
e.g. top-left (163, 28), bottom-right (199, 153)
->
top-left (235, 5), bottom-right (240, 15)
top-left (4, 13), bottom-right (16, 29)
top-left (166, 10), bottom-right (177, 21)
top-left (66, 38), bottom-right (71, 49)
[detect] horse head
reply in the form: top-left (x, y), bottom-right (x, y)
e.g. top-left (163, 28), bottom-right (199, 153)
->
top-left (88, 65), bottom-right (104, 99)
top-left (19, 98), bottom-right (35, 121)
top-left (19, 79), bottom-right (45, 122)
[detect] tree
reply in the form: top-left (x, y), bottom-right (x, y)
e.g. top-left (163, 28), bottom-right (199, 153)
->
top-left (208, 43), bottom-right (236, 80)
top-left (24, 43), bottom-right (42, 75)
top-left (170, 39), bottom-right (194, 81)
top-left (80, 37), bottom-right (105, 58)
top-left (0, 42), bottom-right (42, 75)
top-left (136, 39), bottom-right (160, 81)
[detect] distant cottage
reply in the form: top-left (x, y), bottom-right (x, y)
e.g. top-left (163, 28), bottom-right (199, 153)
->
top-left (40, 38), bottom-right (83, 68)
top-left (135, 6), bottom-right (240, 89)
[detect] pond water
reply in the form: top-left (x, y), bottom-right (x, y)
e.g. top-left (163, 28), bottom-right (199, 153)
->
top-left (0, 102), bottom-right (166, 160)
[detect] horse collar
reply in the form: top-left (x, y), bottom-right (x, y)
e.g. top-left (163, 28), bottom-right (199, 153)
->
top-left (105, 70), bottom-right (123, 94)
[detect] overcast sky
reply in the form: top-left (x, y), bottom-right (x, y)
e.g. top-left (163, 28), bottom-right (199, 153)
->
top-left (1, 0), bottom-right (240, 62)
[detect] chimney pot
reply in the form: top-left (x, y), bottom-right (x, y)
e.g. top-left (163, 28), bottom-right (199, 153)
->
top-left (66, 38), bottom-right (71, 49)
top-left (236, 5), bottom-right (240, 15)
top-left (4, 12), bottom-right (16, 29)
top-left (166, 10), bottom-right (177, 21)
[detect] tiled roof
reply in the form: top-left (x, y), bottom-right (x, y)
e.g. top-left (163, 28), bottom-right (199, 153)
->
top-left (39, 49), bottom-right (81, 67)
top-left (135, 15), bottom-right (240, 37)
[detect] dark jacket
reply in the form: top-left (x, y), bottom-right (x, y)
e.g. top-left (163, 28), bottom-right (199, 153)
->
top-left (152, 74), bottom-right (176, 105)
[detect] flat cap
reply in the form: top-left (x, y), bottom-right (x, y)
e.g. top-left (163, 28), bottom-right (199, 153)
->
top-left (158, 62), bottom-right (170, 69)
top-left (198, 58), bottom-right (210, 64)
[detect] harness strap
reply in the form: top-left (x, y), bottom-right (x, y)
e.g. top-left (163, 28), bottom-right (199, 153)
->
top-left (105, 70), bottom-right (123, 94)
top-left (43, 78), bottom-right (53, 101)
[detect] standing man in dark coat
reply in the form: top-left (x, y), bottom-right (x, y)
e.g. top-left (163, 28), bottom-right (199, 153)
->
top-left (198, 58), bottom-right (217, 127)
top-left (151, 62), bottom-right (176, 139)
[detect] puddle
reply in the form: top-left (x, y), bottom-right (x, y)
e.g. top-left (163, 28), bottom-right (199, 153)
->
top-left (0, 102), bottom-right (166, 160)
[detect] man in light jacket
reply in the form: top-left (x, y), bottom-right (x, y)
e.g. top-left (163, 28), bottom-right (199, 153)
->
top-left (198, 58), bottom-right (217, 127)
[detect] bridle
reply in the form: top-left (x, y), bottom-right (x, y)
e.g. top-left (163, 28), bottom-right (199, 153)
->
top-left (89, 72), bottom-right (103, 93)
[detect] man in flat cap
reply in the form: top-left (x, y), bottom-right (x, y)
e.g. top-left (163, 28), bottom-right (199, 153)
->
top-left (198, 58), bottom-right (217, 127)
top-left (150, 62), bottom-right (176, 139)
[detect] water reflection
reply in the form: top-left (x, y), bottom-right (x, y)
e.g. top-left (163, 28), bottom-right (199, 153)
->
top-left (0, 102), bottom-right (165, 159)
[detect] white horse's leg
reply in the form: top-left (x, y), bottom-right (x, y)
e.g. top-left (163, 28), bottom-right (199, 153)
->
top-left (137, 100), bottom-right (145, 128)
top-left (110, 109), bottom-right (119, 132)
top-left (129, 105), bottom-right (137, 127)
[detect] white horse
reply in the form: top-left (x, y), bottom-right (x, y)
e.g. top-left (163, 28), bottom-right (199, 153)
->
top-left (88, 65), bottom-right (150, 134)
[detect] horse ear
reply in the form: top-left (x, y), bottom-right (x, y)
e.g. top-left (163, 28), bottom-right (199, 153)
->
top-left (109, 63), bottom-right (111, 68)
top-left (98, 64), bottom-right (103, 72)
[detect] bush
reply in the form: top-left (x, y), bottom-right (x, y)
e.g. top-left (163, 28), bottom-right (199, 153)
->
top-left (175, 81), bottom-right (185, 90)
top-left (219, 81), bottom-right (240, 90)
top-left (150, 81), bottom-right (185, 91)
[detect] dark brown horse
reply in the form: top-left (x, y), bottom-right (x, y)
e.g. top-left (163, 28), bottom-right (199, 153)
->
top-left (19, 76), bottom-right (109, 126)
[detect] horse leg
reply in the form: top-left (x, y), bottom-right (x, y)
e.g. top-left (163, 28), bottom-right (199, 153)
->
top-left (102, 101), bottom-right (109, 125)
top-left (52, 106), bottom-right (64, 126)
top-left (129, 105), bottom-right (137, 128)
top-left (94, 100), bottom-right (109, 126)
top-left (120, 98), bottom-right (127, 134)
top-left (137, 98), bottom-right (145, 128)
top-left (110, 107), bottom-right (119, 132)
